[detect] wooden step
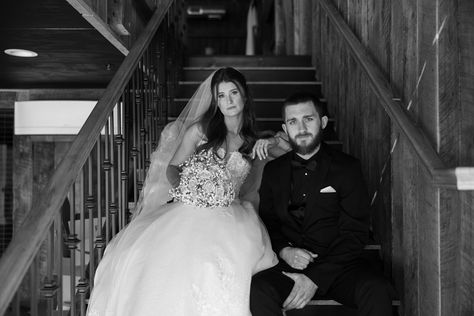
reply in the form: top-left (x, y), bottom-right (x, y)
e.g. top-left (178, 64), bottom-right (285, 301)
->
top-left (186, 55), bottom-right (312, 67)
top-left (176, 81), bottom-right (322, 99)
top-left (181, 67), bottom-right (316, 81)
top-left (284, 300), bottom-right (400, 316)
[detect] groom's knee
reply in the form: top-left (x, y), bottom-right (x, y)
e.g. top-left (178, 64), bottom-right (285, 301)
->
top-left (250, 271), bottom-right (285, 315)
top-left (250, 271), bottom-right (279, 303)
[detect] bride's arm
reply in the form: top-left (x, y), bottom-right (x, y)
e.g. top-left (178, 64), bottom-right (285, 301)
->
top-left (166, 124), bottom-right (203, 187)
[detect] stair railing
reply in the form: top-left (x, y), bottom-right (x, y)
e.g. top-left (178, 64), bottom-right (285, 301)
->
top-left (0, 0), bottom-right (185, 315)
top-left (316, 0), bottom-right (474, 190)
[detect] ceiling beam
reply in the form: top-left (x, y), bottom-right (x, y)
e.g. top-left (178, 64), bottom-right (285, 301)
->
top-left (66, 0), bottom-right (129, 55)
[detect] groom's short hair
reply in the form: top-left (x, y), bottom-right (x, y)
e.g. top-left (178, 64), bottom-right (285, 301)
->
top-left (282, 92), bottom-right (328, 120)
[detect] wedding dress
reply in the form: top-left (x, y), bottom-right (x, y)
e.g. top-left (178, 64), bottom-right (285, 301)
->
top-left (86, 147), bottom-right (277, 316)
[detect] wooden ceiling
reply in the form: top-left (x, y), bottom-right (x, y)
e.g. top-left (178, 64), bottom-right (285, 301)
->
top-left (0, 0), bottom-right (126, 89)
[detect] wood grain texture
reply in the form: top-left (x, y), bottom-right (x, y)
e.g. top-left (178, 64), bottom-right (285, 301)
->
top-left (313, 1), bottom-right (474, 315)
top-left (283, 0), bottom-right (294, 55)
top-left (458, 2), bottom-right (474, 311)
top-left (460, 190), bottom-right (474, 314)
top-left (458, 0), bottom-right (474, 166)
top-left (417, 0), bottom-right (439, 150)
top-left (293, 0), bottom-right (312, 55)
top-left (401, 136), bottom-right (420, 316)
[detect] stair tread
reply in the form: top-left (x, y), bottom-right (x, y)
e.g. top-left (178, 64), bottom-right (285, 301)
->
top-left (183, 66), bottom-right (315, 70)
top-left (308, 299), bottom-right (400, 306)
top-left (186, 55), bottom-right (312, 67)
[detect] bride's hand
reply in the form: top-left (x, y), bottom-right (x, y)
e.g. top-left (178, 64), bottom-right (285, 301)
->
top-left (251, 138), bottom-right (277, 160)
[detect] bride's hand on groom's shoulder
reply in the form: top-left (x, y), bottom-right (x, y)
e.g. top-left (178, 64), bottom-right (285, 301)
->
top-left (251, 138), bottom-right (275, 160)
top-left (279, 247), bottom-right (318, 270)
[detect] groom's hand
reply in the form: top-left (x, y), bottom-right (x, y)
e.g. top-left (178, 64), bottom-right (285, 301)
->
top-left (279, 247), bottom-right (318, 270)
top-left (282, 272), bottom-right (318, 310)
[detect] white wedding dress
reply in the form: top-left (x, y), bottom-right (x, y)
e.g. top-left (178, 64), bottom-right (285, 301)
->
top-left (87, 149), bottom-right (277, 316)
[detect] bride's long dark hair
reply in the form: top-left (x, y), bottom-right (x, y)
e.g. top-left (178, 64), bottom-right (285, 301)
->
top-left (196, 67), bottom-right (257, 157)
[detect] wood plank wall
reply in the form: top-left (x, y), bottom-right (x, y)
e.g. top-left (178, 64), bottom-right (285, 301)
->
top-left (310, 0), bottom-right (474, 315)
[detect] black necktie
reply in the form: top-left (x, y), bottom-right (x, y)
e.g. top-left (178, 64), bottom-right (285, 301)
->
top-left (291, 159), bottom-right (317, 172)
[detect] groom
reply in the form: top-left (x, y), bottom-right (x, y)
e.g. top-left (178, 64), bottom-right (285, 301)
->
top-left (250, 92), bottom-right (393, 315)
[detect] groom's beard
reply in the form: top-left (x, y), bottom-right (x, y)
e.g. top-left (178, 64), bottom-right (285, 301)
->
top-left (288, 127), bottom-right (323, 155)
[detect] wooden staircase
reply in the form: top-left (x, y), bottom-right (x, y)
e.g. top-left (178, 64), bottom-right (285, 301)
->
top-left (175, 55), bottom-right (399, 316)
top-left (175, 55), bottom-right (341, 150)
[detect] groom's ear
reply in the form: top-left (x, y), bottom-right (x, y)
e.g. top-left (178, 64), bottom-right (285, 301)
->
top-left (282, 123), bottom-right (288, 135)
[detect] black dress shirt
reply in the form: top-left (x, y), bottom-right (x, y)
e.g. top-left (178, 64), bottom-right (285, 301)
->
top-left (288, 151), bottom-right (320, 225)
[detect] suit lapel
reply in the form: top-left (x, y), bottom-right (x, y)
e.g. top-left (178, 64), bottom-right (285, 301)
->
top-left (276, 153), bottom-right (299, 227)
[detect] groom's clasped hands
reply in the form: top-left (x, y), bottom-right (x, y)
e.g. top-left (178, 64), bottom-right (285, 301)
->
top-left (279, 247), bottom-right (319, 310)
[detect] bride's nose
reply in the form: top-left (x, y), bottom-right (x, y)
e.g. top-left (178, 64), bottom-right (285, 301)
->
top-left (226, 95), bottom-right (234, 104)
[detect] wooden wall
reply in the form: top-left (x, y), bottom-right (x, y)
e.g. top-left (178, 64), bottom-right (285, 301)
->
top-left (275, 0), bottom-right (312, 55)
top-left (310, 0), bottom-right (474, 315)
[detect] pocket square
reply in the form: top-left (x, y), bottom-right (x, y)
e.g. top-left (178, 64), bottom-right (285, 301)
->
top-left (320, 186), bottom-right (336, 193)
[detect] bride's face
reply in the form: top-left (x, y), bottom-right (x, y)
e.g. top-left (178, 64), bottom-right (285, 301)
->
top-left (216, 81), bottom-right (245, 118)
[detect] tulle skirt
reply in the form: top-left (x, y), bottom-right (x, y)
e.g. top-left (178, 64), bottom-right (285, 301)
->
top-left (86, 199), bottom-right (277, 316)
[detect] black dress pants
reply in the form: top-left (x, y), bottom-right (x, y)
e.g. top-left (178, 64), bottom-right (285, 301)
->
top-left (250, 260), bottom-right (394, 316)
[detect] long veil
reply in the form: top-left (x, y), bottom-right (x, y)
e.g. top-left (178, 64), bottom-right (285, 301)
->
top-left (131, 72), bottom-right (216, 219)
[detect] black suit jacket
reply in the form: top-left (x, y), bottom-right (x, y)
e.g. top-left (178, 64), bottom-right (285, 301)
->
top-left (259, 143), bottom-right (370, 294)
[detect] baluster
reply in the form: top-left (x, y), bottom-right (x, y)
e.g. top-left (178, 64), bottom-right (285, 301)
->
top-left (55, 211), bottom-right (63, 315)
top-left (146, 47), bottom-right (155, 151)
top-left (131, 73), bottom-right (139, 204)
top-left (12, 292), bottom-right (20, 316)
top-left (123, 88), bottom-right (132, 222)
top-left (29, 256), bottom-right (38, 316)
top-left (116, 98), bottom-right (124, 230)
top-left (77, 171), bottom-right (88, 316)
top-left (103, 119), bottom-right (111, 244)
top-left (95, 137), bottom-right (106, 261)
top-left (166, 15), bottom-right (173, 114)
top-left (86, 155), bottom-right (95, 287)
top-left (152, 42), bottom-right (159, 147)
top-left (160, 24), bottom-right (168, 131)
top-left (137, 62), bottom-right (146, 191)
top-left (41, 224), bottom-right (57, 316)
top-left (143, 55), bottom-right (151, 170)
top-left (66, 186), bottom-right (79, 315)
top-left (109, 112), bottom-right (118, 238)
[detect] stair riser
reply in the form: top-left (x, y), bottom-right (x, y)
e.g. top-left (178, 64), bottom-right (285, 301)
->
top-left (285, 305), bottom-right (399, 316)
top-left (176, 83), bottom-right (322, 99)
top-left (186, 56), bottom-right (312, 67)
top-left (182, 69), bottom-right (316, 81)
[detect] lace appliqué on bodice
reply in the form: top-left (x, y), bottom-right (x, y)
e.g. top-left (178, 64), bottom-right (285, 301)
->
top-left (219, 148), bottom-right (251, 197)
top-left (170, 148), bottom-right (251, 208)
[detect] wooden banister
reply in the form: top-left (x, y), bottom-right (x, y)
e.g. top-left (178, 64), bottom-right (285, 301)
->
top-left (317, 0), bottom-right (474, 190)
top-left (0, 1), bottom-right (174, 313)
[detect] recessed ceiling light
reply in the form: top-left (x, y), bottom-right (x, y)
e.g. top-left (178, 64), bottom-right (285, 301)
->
top-left (4, 49), bottom-right (38, 57)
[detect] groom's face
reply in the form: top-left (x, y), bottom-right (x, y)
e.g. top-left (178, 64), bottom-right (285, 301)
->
top-left (282, 101), bottom-right (328, 155)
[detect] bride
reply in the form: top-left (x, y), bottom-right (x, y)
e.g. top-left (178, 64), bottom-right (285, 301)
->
top-left (86, 67), bottom-right (282, 316)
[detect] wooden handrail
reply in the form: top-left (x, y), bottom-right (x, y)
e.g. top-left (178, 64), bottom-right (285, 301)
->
top-left (316, 0), bottom-right (474, 190)
top-left (0, 1), bottom-right (174, 313)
